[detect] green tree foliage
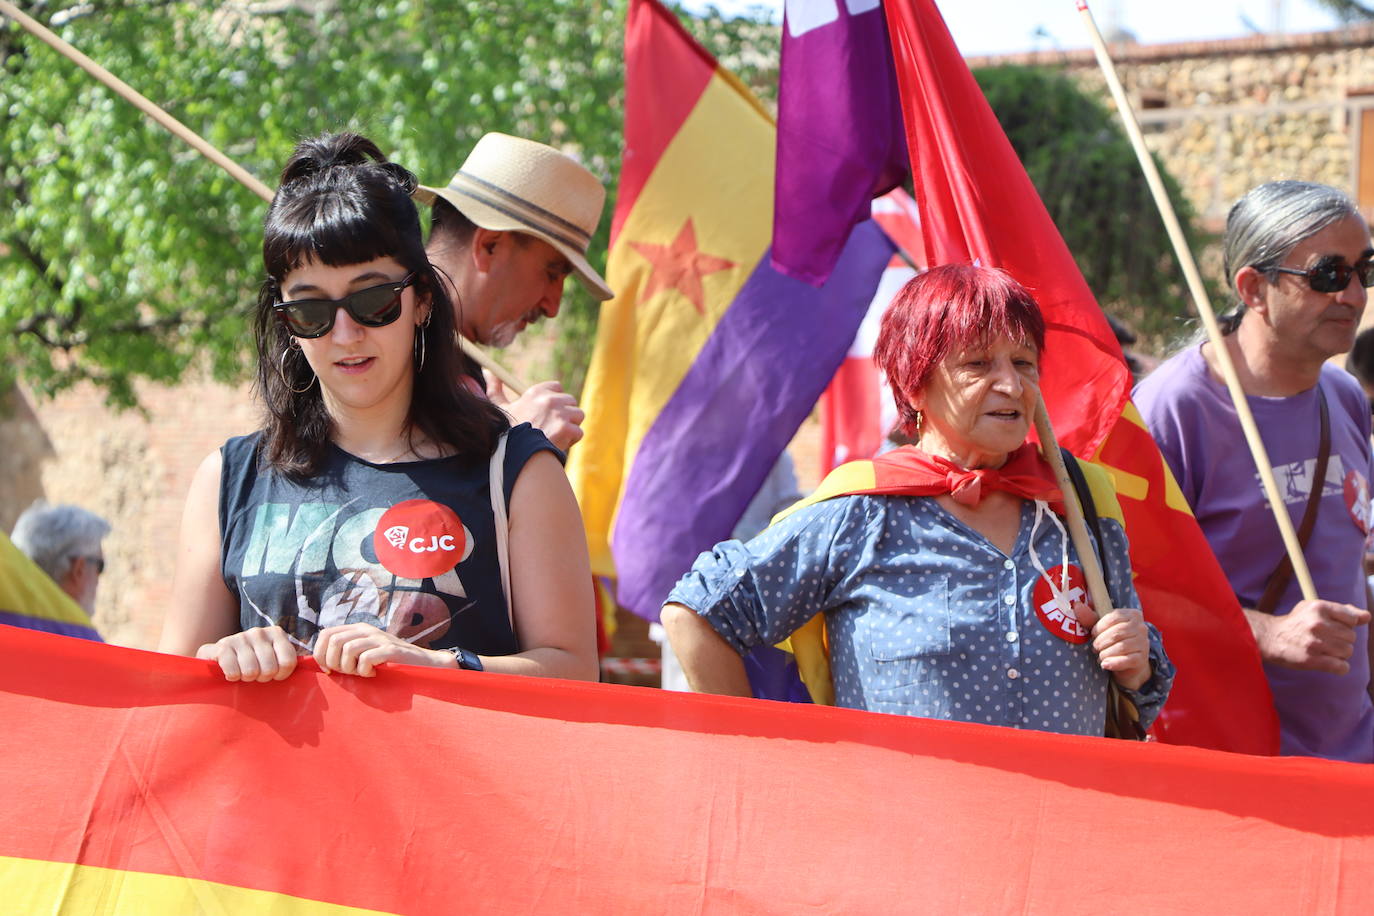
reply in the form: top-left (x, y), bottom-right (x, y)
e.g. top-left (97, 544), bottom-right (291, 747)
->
top-left (974, 65), bottom-right (1204, 338)
top-left (1312, 0), bottom-right (1374, 21)
top-left (1, 0), bottom-right (775, 406)
top-left (3, 2), bottom-right (1194, 403)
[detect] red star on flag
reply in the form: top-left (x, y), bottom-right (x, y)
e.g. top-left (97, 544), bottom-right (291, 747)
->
top-left (628, 219), bottom-right (736, 315)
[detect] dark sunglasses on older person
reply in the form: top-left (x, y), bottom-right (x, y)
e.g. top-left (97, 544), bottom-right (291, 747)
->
top-left (1268, 256), bottom-right (1374, 294)
top-left (274, 273), bottom-right (415, 339)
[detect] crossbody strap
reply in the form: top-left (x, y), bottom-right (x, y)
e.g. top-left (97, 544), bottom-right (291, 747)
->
top-left (488, 432), bottom-right (515, 639)
top-left (1059, 449), bottom-right (1145, 740)
top-left (1255, 385), bottom-right (1330, 615)
top-left (1059, 448), bottom-right (1110, 594)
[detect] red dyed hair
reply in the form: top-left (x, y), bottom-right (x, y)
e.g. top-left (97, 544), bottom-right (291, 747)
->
top-left (874, 264), bottom-right (1046, 436)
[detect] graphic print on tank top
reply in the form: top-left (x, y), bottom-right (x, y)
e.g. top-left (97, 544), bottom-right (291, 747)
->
top-left (220, 427), bottom-right (556, 657)
top-left (235, 496), bottom-right (475, 650)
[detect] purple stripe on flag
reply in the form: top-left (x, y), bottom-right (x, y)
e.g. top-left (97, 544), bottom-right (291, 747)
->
top-left (612, 220), bottom-right (893, 620)
top-left (771, 2), bottom-right (907, 287)
top-left (0, 612), bottom-right (102, 642)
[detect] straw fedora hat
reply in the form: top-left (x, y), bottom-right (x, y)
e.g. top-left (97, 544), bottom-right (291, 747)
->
top-left (415, 133), bottom-right (613, 301)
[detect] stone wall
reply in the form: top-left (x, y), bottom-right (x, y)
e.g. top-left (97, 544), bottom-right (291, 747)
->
top-left (969, 25), bottom-right (1374, 229)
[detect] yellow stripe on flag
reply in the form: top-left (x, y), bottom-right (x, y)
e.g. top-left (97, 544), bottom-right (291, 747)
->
top-left (0, 531), bottom-right (97, 633)
top-left (614, 72), bottom-right (774, 462)
top-left (1093, 403), bottom-right (1193, 515)
top-left (0, 856), bottom-right (394, 916)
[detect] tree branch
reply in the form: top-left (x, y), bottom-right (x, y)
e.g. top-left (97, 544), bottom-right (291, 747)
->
top-left (15, 310), bottom-right (218, 350)
top-left (6, 234), bottom-right (87, 334)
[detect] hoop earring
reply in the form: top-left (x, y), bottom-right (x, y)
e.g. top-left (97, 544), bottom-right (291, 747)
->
top-left (278, 345), bottom-right (316, 394)
top-left (413, 325), bottom-right (426, 373)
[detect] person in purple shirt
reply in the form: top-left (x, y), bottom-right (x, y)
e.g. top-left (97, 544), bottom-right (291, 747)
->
top-left (1136, 180), bottom-right (1374, 762)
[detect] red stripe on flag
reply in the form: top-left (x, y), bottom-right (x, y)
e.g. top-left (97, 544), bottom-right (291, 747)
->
top-left (612, 0), bottom-right (718, 243)
top-left (821, 357), bottom-right (885, 471)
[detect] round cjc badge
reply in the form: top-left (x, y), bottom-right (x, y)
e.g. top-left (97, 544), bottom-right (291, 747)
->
top-left (373, 500), bottom-right (468, 580)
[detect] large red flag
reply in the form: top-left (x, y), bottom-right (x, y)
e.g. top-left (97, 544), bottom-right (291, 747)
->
top-left (2, 626), bottom-right (1371, 912)
top-left (882, 0), bottom-right (1278, 753)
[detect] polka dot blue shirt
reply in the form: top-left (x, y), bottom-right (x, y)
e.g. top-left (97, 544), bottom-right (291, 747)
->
top-left (668, 494), bottom-right (1174, 736)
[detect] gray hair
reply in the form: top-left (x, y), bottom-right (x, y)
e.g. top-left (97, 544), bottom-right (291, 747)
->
top-left (1220, 180), bottom-right (1361, 333)
top-left (10, 501), bottom-right (110, 582)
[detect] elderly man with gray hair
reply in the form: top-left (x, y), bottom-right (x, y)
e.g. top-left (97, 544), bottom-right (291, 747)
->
top-left (11, 501), bottom-right (109, 620)
top-left (1136, 180), bottom-right (1374, 762)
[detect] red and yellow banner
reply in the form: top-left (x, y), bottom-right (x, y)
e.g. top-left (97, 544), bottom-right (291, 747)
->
top-left (1, 625), bottom-right (1371, 913)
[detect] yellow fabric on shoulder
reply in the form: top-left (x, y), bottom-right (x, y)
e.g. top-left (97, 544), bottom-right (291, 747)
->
top-left (1078, 458), bottom-right (1125, 527)
top-left (770, 460), bottom-right (876, 526)
top-left (0, 530), bottom-right (95, 630)
top-left (769, 459), bottom-right (878, 707)
top-left (776, 454), bottom-right (1124, 706)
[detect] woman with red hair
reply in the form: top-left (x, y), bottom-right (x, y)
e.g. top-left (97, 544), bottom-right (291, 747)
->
top-left (663, 265), bottom-right (1172, 735)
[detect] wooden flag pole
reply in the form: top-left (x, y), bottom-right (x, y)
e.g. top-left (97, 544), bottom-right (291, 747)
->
top-left (1075, 1), bottom-right (1317, 601)
top-left (1034, 393), bottom-right (1114, 615)
top-left (0, 0), bottom-right (273, 201)
top-left (0, 0), bottom-right (527, 396)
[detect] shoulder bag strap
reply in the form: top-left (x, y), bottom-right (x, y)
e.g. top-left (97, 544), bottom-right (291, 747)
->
top-left (1059, 448), bottom-right (1111, 594)
top-left (1060, 448), bottom-right (1145, 740)
top-left (488, 432), bottom-right (515, 639)
top-left (1255, 385), bottom-right (1330, 615)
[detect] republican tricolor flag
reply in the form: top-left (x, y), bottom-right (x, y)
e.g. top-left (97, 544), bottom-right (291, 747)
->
top-left (568, 0), bottom-right (893, 620)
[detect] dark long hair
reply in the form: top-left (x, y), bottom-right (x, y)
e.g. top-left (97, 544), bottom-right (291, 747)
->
top-left (253, 132), bottom-right (507, 476)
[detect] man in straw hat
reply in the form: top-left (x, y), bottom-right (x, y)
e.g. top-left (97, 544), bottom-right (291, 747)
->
top-left (415, 133), bottom-right (613, 451)
top-left (1135, 179), bottom-right (1374, 762)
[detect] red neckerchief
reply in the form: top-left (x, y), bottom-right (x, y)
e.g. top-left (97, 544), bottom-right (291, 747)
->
top-left (870, 442), bottom-right (1063, 508)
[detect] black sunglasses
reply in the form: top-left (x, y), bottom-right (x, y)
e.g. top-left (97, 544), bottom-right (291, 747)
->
top-left (274, 274), bottom-right (415, 339)
top-left (1268, 257), bottom-right (1374, 294)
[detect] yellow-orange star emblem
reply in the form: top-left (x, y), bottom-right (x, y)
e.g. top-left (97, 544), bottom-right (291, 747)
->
top-left (628, 219), bottom-right (736, 315)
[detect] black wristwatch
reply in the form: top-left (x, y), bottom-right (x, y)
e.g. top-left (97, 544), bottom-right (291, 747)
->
top-left (446, 646), bottom-right (484, 671)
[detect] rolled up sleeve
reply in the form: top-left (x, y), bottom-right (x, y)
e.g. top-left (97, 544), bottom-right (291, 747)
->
top-left (666, 498), bottom-right (862, 655)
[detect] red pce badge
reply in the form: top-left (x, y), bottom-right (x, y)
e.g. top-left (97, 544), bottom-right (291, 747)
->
top-left (1032, 564), bottom-right (1093, 644)
top-left (1343, 469), bottom-right (1370, 536)
top-left (374, 500), bottom-right (468, 580)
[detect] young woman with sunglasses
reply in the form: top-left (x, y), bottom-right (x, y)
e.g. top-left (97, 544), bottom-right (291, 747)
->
top-left (160, 133), bottom-right (598, 683)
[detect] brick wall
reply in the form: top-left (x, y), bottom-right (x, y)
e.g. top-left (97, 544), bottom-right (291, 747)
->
top-left (8, 378), bottom-right (260, 649)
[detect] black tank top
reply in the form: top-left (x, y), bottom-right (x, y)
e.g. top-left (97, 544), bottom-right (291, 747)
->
top-left (218, 424), bottom-right (558, 656)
